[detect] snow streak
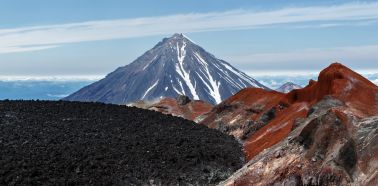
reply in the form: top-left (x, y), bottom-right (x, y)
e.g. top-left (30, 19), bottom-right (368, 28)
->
top-left (175, 41), bottom-right (200, 100)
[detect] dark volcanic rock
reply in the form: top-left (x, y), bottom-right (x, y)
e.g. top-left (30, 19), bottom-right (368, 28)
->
top-left (0, 100), bottom-right (244, 185)
top-left (258, 107), bottom-right (276, 124)
top-left (176, 95), bottom-right (191, 105)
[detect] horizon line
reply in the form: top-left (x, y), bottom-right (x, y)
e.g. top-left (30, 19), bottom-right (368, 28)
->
top-left (2, 69), bottom-right (378, 81)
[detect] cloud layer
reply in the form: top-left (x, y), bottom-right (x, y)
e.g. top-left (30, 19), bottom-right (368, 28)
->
top-left (1, 2), bottom-right (378, 53)
top-left (229, 45), bottom-right (378, 71)
top-left (0, 75), bottom-right (104, 81)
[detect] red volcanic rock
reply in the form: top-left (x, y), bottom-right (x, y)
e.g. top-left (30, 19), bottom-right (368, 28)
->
top-left (215, 63), bottom-right (378, 185)
top-left (129, 63), bottom-right (378, 185)
top-left (199, 88), bottom-right (306, 160)
top-left (221, 103), bottom-right (378, 185)
top-left (149, 97), bottom-right (213, 121)
top-left (286, 63), bottom-right (378, 116)
top-left (202, 63), bottom-right (378, 162)
top-left (243, 102), bottom-right (309, 160)
top-left (199, 88), bottom-right (285, 139)
top-left (129, 97), bottom-right (213, 121)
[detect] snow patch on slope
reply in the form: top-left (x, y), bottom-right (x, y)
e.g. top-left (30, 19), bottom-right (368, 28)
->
top-left (141, 80), bottom-right (159, 99)
top-left (142, 55), bottom-right (158, 70)
top-left (275, 82), bottom-right (302, 93)
top-left (194, 52), bottom-right (222, 104)
top-left (175, 41), bottom-right (200, 100)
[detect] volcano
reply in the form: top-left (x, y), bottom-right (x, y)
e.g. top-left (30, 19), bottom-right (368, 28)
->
top-left (64, 33), bottom-right (267, 105)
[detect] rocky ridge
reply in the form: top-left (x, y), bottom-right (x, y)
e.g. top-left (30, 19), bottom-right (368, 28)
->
top-left (211, 63), bottom-right (378, 185)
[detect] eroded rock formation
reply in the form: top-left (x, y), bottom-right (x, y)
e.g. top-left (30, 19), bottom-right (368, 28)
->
top-left (216, 63), bottom-right (378, 185)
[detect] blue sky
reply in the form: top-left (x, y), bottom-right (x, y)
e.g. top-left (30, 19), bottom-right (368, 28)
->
top-left (1, 0), bottom-right (378, 77)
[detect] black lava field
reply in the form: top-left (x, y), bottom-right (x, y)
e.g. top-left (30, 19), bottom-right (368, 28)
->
top-left (0, 100), bottom-right (244, 185)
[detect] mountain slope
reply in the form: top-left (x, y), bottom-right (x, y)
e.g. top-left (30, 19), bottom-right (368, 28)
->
top-left (275, 82), bottom-right (302, 93)
top-left (197, 63), bottom-right (378, 185)
top-left (0, 100), bottom-right (244, 185)
top-left (201, 63), bottom-right (378, 158)
top-left (63, 33), bottom-right (267, 105)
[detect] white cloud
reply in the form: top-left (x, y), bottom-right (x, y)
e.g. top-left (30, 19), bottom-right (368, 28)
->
top-left (0, 45), bottom-right (59, 53)
top-left (227, 45), bottom-right (378, 73)
top-left (46, 93), bottom-right (70, 98)
top-left (231, 45), bottom-right (378, 64)
top-left (290, 19), bottom-right (378, 29)
top-left (0, 75), bottom-right (104, 81)
top-left (1, 2), bottom-right (378, 53)
top-left (373, 79), bottom-right (378, 85)
top-left (245, 70), bottom-right (319, 76)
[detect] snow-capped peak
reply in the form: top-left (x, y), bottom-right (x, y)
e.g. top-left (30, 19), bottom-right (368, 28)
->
top-left (275, 82), bottom-right (302, 93)
top-left (64, 33), bottom-right (269, 105)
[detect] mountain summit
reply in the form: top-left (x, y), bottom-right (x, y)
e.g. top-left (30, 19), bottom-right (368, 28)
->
top-left (64, 33), bottom-right (267, 104)
top-left (275, 82), bottom-right (302, 93)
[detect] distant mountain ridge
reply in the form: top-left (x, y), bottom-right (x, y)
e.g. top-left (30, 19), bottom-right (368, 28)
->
top-left (275, 82), bottom-right (302, 93)
top-left (64, 33), bottom-right (268, 104)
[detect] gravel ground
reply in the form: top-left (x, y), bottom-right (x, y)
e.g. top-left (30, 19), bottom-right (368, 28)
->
top-left (0, 100), bottom-right (244, 185)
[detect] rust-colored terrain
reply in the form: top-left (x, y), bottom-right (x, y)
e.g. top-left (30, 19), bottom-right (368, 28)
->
top-left (130, 63), bottom-right (378, 185)
top-left (216, 63), bottom-right (378, 185)
top-left (128, 95), bottom-right (213, 121)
